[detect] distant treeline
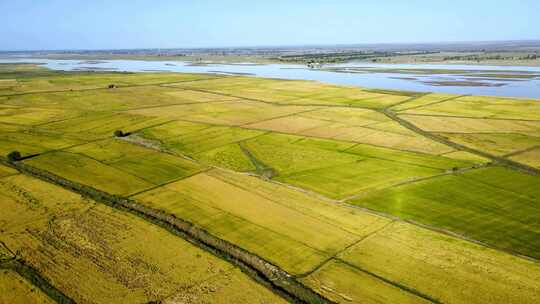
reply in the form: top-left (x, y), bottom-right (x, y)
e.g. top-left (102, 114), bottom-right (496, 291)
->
top-left (443, 53), bottom-right (539, 61)
top-left (277, 51), bottom-right (436, 64)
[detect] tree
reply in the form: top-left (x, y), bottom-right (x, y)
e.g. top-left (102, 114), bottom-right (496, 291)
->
top-left (114, 130), bottom-right (124, 137)
top-left (7, 151), bottom-right (21, 162)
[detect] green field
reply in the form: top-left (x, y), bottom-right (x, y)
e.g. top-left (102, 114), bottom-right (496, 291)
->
top-left (350, 166), bottom-right (540, 259)
top-left (1, 63), bottom-right (539, 303)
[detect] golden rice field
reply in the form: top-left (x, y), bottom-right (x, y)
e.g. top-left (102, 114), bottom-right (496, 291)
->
top-left (0, 171), bottom-right (286, 304)
top-left (1, 63), bottom-right (539, 303)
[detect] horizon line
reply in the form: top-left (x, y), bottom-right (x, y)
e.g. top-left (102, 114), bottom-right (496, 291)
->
top-left (2, 39), bottom-right (540, 53)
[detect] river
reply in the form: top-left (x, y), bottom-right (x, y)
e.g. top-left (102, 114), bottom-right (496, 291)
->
top-left (1, 58), bottom-right (540, 99)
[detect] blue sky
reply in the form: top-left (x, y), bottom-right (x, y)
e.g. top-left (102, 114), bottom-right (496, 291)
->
top-left (1, 0), bottom-right (539, 50)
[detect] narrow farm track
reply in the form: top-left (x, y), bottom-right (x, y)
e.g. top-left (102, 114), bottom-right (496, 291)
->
top-left (0, 158), bottom-right (336, 304)
top-left (390, 94), bottom-right (469, 111)
top-left (380, 109), bottom-right (540, 175)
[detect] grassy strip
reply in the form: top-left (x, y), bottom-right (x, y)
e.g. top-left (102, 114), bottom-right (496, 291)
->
top-left (239, 143), bottom-right (276, 178)
top-left (0, 259), bottom-right (75, 304)
top-left (1, 158), bottom-right (335, 304)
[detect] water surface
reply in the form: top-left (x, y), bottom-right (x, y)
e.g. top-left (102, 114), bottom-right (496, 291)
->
top-left (2, 58), bottom-right (540, 99)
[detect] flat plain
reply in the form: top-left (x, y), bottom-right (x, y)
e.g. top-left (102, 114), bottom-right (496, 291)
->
top-left (1, 63), bottom-right (539, 303)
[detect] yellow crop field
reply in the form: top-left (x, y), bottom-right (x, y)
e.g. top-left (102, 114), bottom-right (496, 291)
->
top-left (0, 106), bottom-right (78, 126)
top-left (0, 164), bottom-right (18, 177)
top-left (401, 95), bottom-right (540, 120)
top-left (441, 132), bottom-right (540, 156)
top-left (400, 114), bottom-right (540, 133)
top-left (441, 150), bottom-right (490, 162)
top-left (170, 76), bottom-right (413, 108)
top-left (301, 260), bottom-right (431, 304)
top-left (0, 174), bottom-right (286, 304)
top-left (0, 130), bottom-right (84, 157)
top-left (2, 65), bottom-right (540, 304)
top-left (41, 112), bottom-right (170, 139)
top-left (338, 222), bottom-right (540, 304)
top-left (3, 86), bottom-right (237, 112)
top-left (509, 146), bottom-right (540, 168)
top-left (129, 99), bottom-right (316, 126)
top-left (0, 270), bottom-right (55, 304)
top-left (1, 71), bottom-right (219, 95)
top-left (246, 114), bottom-right (330, 133)
top-left (135, 170), bottom-right (364, 274)
top-left (299, 107), bottom-right (388, 125)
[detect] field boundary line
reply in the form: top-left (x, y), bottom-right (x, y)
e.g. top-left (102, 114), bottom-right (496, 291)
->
top-left (126, 168), bottom-right (212, 198)
top-left (385, 93), bottom-right (430, 110)
top-left (296, 220), bottom-right (394, 279)
top-left (333, 259), bottom-right (444, 304)
top-left (390, 94), bottom-right (468, 111)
